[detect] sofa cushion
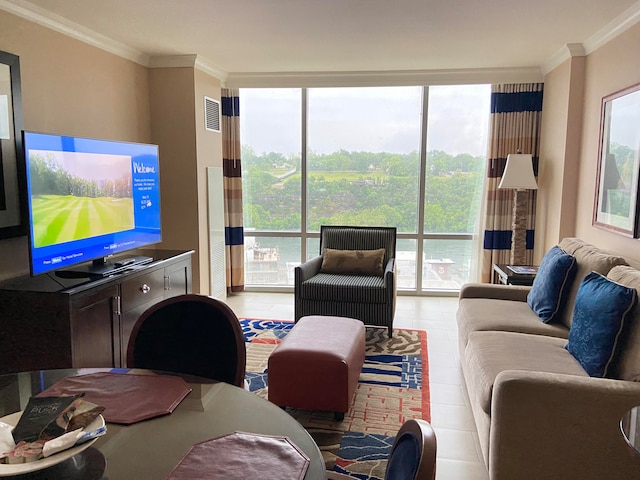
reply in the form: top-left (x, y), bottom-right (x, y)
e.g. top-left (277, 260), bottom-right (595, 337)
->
top-left (463, 331), bottom-right (587, 414)
top-left (557, 238), bottom-right (627, 329)
top-left (457, 298), bottom-right (569, 349)
top-left (320, 248), bottom-right (385, 276)
top-left (607, 265), bottom-right (640, 381)
top-left (565, 272), bottom-right (637, 378)
top-left (527, 246), bottom-right (577, 323)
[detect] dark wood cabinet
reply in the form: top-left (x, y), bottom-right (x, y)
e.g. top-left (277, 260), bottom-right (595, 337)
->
top-left (0, 250), bottom-right (193, 374)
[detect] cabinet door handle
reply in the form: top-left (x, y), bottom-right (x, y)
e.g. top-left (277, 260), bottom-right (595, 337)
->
top-left (140, 284), bottom-right (151, 294)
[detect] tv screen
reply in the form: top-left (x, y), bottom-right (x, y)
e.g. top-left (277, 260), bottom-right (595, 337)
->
top-left (23, 131), bottom-right (162, 276)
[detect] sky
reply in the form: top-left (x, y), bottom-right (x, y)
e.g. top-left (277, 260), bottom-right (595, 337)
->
top-left (240, 85), bottom-right (491, 158)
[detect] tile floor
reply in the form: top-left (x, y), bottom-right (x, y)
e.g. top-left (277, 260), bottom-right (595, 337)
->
top-left (225, 292), bottom-right (490, 480)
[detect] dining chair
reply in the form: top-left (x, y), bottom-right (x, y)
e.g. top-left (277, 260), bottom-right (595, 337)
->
top-left (326, 419), bottom-right (437, 480)
top-left (126, 294), bottom-right (246, 387)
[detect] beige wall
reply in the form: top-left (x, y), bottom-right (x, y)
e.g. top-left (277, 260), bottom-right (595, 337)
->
top-left (537, 55), bottom-right (584, 260)
top-left (572, 24), bottom-right (640, 263)
top-left (148, 66), bottom-right (222, 294)
top-left (0, 10), bottom-right (222, 291)
top-left (194, 70), bottom-right (223, 294)
top-left (0, 10), bottom-right (151, 281)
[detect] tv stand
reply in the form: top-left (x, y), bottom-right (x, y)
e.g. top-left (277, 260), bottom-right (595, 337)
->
top-left (55, 255), bottom-right (154, 279)
top-left (0, 250), bottom-right (193, 374)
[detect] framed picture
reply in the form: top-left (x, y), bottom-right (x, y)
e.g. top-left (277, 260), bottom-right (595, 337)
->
top-left (593, 83), bottom-right (640, 237)
top-left (0, 50), bottom-right (26, 239)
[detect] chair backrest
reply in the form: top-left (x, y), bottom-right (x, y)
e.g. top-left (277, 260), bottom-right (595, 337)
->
top-left (320, 226), bottom-right (397, 264)
top-left (384, 419), bottom-right (437, 480)
top-left (126, 294), bottom-right (246, 387)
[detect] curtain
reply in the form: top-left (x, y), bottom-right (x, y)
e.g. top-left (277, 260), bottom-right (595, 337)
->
top-left (221, 88), bottom-right (245, 293)
top-left (480, 83), bottom-right (543, 282)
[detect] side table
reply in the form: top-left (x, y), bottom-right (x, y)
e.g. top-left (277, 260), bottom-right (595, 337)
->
top-left (493, 264), bottom-right (538, 286)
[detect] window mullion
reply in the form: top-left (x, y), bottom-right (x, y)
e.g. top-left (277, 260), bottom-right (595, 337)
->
top-left (416, 86), bottom-right (429, 292)
top-left (301, 88), bottom-right (308, 262)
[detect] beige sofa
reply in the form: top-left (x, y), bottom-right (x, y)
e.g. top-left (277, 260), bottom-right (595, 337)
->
top-left (457, 238), bottom-right (640, 480)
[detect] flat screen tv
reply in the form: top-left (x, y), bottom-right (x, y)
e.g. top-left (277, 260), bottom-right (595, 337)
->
top-left (22, 131), bottom-right (162, 277)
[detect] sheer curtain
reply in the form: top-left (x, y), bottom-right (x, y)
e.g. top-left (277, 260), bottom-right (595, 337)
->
top-left (221, 88), bottom-right (245, 293)
top-left (480, 83), bottom-right (543, 282)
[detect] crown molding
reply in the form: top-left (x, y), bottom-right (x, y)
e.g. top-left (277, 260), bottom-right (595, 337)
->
top-left (583, 0), bottom-right (640, 54)
top-left (541, 1), bottom-right (640, 75)
top-left (0, 0), bottom-right (149, 65)
top-left (148, 55), bottom-right (228, 81)
top-left (541, 43), bottom-right (586, 76)
top-left (224, 67), bottom-right (544, 89)
top-left (4, 0), bottom-right (640, 86)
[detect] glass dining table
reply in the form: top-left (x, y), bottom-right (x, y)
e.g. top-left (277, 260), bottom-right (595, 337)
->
top-left (0, 368), bottom-right (327, 480)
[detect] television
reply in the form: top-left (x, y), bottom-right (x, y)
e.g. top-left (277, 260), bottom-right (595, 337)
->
top-left (22, 131), bottom-right (162, 277)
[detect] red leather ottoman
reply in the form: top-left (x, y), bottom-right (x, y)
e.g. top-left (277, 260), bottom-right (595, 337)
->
top-left (268, 315), bottom-right (366, 421)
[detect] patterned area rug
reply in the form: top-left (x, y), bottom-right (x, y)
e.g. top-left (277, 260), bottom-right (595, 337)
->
top-left (241, 319), bottom-right (430, 480)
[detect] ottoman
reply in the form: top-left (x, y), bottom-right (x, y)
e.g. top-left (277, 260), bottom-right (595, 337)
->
top-left (268, 315), bottom-right (366, 421)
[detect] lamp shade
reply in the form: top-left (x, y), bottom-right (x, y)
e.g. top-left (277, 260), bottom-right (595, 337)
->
top-left (498, 153), bottom-right (538, 190)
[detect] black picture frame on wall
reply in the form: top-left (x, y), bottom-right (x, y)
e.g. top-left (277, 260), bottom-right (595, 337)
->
top-left (593, 82), bottom-right (640, 238)
top-left (0, 50), bottom-right (26, 240)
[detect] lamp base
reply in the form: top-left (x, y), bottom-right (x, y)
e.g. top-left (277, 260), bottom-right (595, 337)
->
top-left (510, 189), bottom-right (529, 265)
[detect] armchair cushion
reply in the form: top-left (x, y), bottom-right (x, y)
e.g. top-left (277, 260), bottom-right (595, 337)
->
top-left (320, 248), bottom-right (385, 275)
top-left (300, 273), bottom-right (386, 303)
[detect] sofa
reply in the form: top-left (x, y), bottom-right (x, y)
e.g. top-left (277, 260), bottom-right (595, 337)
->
top-left (457, 238), bottom-right (640, 480)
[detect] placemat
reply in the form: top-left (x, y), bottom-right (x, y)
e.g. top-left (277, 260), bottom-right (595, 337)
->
top-left (38, 372), bottom-right (191, 425)
top-left (164, 431), bottom-right (310, 480)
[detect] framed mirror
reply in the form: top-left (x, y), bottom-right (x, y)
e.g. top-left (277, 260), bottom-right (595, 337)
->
top-left (0, 50), bottom-right (26, 239)
top-left (593, 83), bottom-right (640, 238)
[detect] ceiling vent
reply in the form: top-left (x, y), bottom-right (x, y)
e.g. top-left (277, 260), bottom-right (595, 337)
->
top-left (204, 96), bottom-right (221, 133)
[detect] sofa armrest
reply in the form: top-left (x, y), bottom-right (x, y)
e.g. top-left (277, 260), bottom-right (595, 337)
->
top-left (490, 370), bottom-right (640, 480)
top-left (459, 282), bottom-right (530, 302)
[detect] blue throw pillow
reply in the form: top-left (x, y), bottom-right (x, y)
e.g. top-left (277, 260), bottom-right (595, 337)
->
top-left (565, 272), bottom-right (637, 378)
top-left (527, 246), bottom-right (577, 323)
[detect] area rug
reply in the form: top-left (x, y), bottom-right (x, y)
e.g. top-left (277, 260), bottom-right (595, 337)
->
top-left (241, 318), bottom-right (430, 480)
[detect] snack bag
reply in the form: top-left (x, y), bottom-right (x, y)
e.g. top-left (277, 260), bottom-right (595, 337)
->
top-left (11, 394), bottom-right (84, 443)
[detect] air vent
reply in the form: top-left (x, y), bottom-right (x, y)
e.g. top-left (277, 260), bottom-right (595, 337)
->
top-left (204, 96), bottom-right (220, 132)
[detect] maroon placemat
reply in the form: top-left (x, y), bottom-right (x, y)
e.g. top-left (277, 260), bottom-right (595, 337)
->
top-left (38, 372), bottom-right (192, 425)
top-left (164, 431), bottom-right (310, 480)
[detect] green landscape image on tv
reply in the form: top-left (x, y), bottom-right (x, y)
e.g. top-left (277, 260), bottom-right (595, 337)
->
top-left (28, 150), bottom-right (134, 248)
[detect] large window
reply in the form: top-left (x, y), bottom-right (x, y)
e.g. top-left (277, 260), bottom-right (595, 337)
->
top-left (239, 85), bottom-right (490, 292)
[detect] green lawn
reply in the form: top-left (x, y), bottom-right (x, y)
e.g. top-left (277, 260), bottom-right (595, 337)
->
top-left (31, 195), bottom-right (134, 248)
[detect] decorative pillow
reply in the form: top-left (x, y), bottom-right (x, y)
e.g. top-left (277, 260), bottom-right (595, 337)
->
top-left (606, 265), bottom-right (640, 381)
top-left (320, 248), bottom-right (385, 275)
top-left (565, 272), bottom-right (637, 378)
top-left (527, 246), bottom-right (577, 323)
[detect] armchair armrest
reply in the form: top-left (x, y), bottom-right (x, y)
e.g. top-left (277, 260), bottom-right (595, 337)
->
top-left (384, 257), bottom-right (395, 282)
top-left (459, 282), bottom-right (530, 302)
top-left (295, 256), bottom-right (323, 284)
top-left (490, 370), bottom-right (640, 480)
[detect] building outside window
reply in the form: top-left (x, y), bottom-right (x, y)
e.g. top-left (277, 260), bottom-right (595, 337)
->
top-left (239, 85), bottom-right (490, 293)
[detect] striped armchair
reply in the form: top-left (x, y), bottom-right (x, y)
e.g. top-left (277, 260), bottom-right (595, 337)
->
top-left (294, 226), bottom-right (397, 337)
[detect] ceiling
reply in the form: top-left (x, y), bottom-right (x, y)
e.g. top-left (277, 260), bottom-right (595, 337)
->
top-left (2, 0), bottom-right (640, 79)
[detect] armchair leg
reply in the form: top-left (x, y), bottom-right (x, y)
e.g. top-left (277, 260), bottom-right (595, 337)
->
top-left (388, 325), bottom-right (393, 338)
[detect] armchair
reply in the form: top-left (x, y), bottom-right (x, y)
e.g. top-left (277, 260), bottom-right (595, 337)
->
top-left (294, 226), bottom-right (397, 337)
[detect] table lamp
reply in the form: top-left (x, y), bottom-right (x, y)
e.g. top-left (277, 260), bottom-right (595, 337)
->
top-left (498, 152), bottom-right (538, 265)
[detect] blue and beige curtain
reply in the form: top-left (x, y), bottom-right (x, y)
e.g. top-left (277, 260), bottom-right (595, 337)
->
top-left (221, 88), bottom-right (245, 293)
top-left (481, 83), bottom-right (543, 282)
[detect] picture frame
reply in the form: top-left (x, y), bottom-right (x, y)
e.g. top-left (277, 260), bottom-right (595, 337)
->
top-left (593, 83), bottom-right (640, 238)
top-left (0, 50), bottom-right (26, 239)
